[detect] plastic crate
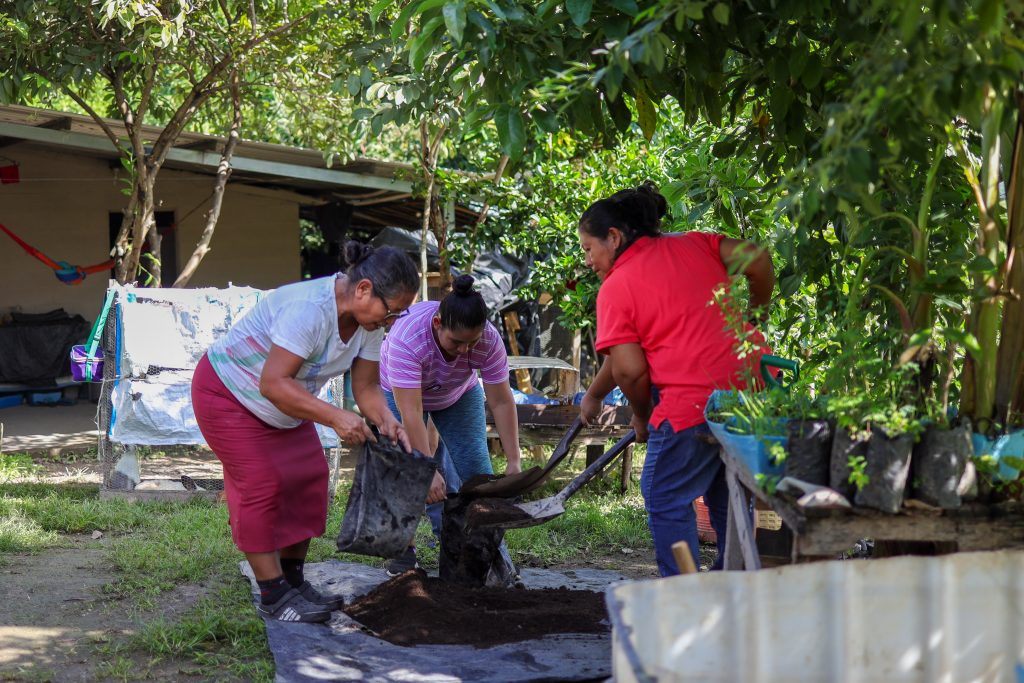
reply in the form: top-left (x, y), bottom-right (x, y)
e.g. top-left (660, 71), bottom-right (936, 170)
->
top-left (27, 390), bottom-right (63, 406)
top-left (0, 393), bottom-right (23, 409)
top-left (695, 497), bottom-right (717, 544)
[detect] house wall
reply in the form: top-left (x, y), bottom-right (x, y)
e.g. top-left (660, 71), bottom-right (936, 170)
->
top-left (0, 144), bottom-right (300, 323)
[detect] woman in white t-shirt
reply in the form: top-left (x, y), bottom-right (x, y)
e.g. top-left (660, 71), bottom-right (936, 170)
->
top-left (192, 242), bottom-right (419, 623)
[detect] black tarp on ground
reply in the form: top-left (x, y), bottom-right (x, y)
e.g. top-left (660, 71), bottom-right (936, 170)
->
top-left (0, 309), bottom-right (89, 385)
top-left (242, 560), bottom-right (624, 683)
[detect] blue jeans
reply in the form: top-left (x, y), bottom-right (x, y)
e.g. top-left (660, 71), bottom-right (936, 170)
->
top-left (384, 384), bottom-right (493, 537)
top-left (641, 420), bottom-right (729, 576)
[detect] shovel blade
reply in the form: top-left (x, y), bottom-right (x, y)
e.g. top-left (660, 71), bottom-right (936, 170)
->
top-left (476, 497), bottom-right (566, 530)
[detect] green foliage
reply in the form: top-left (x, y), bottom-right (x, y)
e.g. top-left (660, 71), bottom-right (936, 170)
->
top-left (0, 453), bottom-right (42, 481)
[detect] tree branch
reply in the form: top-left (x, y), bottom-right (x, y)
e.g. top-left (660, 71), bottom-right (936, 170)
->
top-left (26, 66), bottom-right (124, 152)
top-left (150, 9), bottom-right (319, 165)
top-left (173, 70), bottom-right (243, 288)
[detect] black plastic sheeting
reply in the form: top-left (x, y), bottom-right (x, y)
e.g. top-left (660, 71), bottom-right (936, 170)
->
top-left (242, 560), bottom-right (625, 683)
top-left (0, 309), bottom-right (89, 385)
top-left (369, 226), bottom-right (534, 312)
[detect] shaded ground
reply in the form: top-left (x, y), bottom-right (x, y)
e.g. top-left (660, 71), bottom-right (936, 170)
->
top-left (0, 447), bottom-right (672, 680)
top-left (0, 534), bottom-right (206, 682)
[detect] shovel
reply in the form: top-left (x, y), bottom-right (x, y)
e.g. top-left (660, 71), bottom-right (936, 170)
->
top-left (462, 416), bottom-right (585, 499)
top-left (472, 429), bottom-right (636, 530)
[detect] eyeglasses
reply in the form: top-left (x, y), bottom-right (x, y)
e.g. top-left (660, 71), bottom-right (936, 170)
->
top-left (373, 288), bottom-right (404, 323)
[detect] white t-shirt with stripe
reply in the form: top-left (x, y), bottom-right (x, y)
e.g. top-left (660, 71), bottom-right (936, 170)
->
top-left (207, 275), bottom-right (383, 428)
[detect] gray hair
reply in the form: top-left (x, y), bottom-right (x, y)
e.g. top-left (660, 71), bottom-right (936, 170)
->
top-left (343, 241), bottom-right (420, 299)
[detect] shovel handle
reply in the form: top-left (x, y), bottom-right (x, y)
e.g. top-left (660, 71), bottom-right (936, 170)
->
top-left (559, 430), bottom-right (636, 502)
top-left (545, 416), bottom-right (584, 471)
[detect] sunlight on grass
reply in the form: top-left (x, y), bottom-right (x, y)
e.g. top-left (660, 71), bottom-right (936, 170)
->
top-left (0, 453), bottom-right (44, 482)
top-left (129, 581), bottom-right (274, 682)
top-left (0, 509), bottom-right (59, 553)
top-left (107, 501), bottom-right (237, 604)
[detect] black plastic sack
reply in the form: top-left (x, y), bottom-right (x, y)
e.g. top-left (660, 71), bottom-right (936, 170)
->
top-left (830, 427), bottom-right (869, 501)
top-left (439, 495), bottom-right (519, 588)
top-left (855, 427), bottom-right (914, 514)
top-left (911, 425), bottom-right (971, 509)
top-left (337, 439), bottom-right (436, 559)
top-left (786, 419), bottom-right (832, 485)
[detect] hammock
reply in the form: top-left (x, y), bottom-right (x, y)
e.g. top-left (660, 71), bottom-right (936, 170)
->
top-left (0, 222), bottom-right (113, 285)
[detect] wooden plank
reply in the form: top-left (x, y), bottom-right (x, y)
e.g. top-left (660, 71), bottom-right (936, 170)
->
top-left (726, 467), bottom-right (761, 570)
top-left (486, 403), bottom-right (631, 427)
top-left (502, 311), bottom-right (534, 392)
top-left (796, 505), bottom-right (1024, 556)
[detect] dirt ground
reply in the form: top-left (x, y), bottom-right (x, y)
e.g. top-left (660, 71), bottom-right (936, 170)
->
top-left (0, 448), bottom-right (672, 680)
top-left (0, 534), bottom-right (207, 682)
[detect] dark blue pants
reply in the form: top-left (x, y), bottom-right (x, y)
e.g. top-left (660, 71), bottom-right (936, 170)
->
top-left (640, 420), bottom-right (729, 576)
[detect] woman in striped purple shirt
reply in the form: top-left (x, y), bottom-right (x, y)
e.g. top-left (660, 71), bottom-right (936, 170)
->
top-left (379, 274), bottom-right (523, 574)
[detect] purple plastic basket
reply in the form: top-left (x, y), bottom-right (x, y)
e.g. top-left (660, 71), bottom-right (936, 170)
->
top-left (70, 345), bottom-right (104, 382)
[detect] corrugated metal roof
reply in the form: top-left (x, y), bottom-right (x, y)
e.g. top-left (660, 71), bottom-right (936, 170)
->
top-left (0, 104), bottom-right (482, 231)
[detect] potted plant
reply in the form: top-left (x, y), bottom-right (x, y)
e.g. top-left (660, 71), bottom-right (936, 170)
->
top-left (784, 393), bottom-right (833, 486)
top-left (705, 387), bottom-right (790, 480)
top-left (910, 396), bottom-right (973, 509)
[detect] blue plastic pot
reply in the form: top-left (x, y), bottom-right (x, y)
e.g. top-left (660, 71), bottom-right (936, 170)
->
top-left (971, 429), bottom-right (1024, 482)
top-left (705, 389), bottom-right (787, 477)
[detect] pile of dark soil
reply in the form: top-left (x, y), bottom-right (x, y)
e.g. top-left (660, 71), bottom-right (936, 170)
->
top-left (345, 570), bottom-right (609, 647)
top-left (464, 497), bottom-right (532, 528)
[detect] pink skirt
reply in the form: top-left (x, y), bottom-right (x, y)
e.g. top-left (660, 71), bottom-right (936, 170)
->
top-left (191, 354), bottom-right (328, 553)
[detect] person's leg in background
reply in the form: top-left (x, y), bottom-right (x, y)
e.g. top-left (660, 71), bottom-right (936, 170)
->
top-left (640, 421), bottom-right (725, 577)
top-left (428, 383), bottom-right (492, 481)
top-left (423, 436), bottom-right (462, 538)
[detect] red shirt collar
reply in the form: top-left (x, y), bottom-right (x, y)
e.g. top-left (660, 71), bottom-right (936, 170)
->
top-left (607, 235), bottom-right (654, 278)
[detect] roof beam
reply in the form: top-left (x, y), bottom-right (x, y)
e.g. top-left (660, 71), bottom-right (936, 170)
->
top-left (0, 121), bottom-right (414, 193)
top-left (176, 138), bottom-right (222, 151)
top-left (36, 116), bottom-right (73, 130)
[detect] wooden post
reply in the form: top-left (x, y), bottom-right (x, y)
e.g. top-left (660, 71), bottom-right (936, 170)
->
top-left (586, 443), bottom-right (604, 467)
top-left (671, 540), bottom-right (698, 574)
top-left (502, 310), bottom-right (534, 392)
top-left (619, 444), bottom-right (633, 493)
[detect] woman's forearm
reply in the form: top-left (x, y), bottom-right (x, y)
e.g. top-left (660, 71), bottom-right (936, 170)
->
top-left (261, 376), bottom-right (346, 425)
top-left (586, 357), bottom-right (616, 400)
top-left (492, 400), bottom-right (521, 467)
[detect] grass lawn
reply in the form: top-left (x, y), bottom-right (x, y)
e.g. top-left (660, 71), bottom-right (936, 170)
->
top-left (0, 447), bottom-right (658, 681)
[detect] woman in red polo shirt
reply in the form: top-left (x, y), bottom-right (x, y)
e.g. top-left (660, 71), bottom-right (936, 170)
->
top-left (577, 182), bottom-right (775, 576)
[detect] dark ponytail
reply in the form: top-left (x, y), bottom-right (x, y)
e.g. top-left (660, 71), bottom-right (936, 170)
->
top-left (438, 274), bottom-right (488, 331)
top-left (343, 240), bottom-right (420, 299)
top-left (578, 181), bottom-right (667, 253)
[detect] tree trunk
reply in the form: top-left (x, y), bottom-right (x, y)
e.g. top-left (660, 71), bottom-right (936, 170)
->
top-left (419, 172), bottom-right (434, 302)
top-left (466, 154), bottom-right (510, 274)
top-left (430, 191), bottom-right (451, 289)
top-left (995, 97), bottom-right (1024, 427)
top-left (173, 70), bottom-right (243, 288)
top-left (956, 86), bottom-right (1006, 431)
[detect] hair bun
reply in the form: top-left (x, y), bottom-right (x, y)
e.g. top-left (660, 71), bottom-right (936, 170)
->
top-left (452, 274), bottom-right (475, 296)
top-left (637, 181), bottom-right (668, 219)
top-left (344, 240), bottom-right (374, 266)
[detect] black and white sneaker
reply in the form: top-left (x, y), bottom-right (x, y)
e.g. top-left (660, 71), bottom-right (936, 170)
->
top-left (385, 547), bottom-right (419, 576)
top-left (297, 581), bottom-right (344, 611)
top-left (257, 587), bottom-right (332, 623)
